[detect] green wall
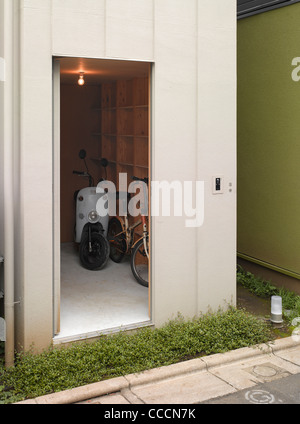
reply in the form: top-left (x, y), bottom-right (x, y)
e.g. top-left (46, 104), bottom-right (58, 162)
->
top-left (238, 3), bottom-right (300, 279)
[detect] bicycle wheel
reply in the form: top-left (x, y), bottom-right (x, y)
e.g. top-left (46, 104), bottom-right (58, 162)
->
top-left (131, 237), bottom-right (149, 287)
top-left (79, 231), bottom-right (110, 270)
top-left (107, 217), bottom-right (127, 263)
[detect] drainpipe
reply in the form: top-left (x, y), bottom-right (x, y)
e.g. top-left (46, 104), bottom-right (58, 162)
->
top-left (3, 0), bottom-right (15, 368)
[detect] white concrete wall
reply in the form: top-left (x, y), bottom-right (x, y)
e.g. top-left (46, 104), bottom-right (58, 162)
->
top-left (152, 1), bottom-right (198, 323)
top-left (196, 1), bottom-right (237, 313)
top-left (18, 0), bottom-right (53, 350)
top-left (6, 0), bottom-right (236, 351)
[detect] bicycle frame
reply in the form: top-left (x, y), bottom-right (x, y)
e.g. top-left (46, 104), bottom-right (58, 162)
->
top-left (111, 215), bottom-right (142, 253)
top-left (132, 215), bottom-right (149, 259)
top-left (108, 176), bottom-right (149, 274)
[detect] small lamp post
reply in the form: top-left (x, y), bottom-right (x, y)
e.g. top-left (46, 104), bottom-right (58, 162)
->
top-left (270, 295), bottom-right (283, 324)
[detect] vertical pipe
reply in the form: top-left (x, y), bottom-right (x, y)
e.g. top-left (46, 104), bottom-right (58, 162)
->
top-left (3, 0), bottom-right (15, 368)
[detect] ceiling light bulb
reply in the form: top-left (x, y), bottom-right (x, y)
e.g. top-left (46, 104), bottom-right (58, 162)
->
top-left (78, 73), bottom-right (85, 86)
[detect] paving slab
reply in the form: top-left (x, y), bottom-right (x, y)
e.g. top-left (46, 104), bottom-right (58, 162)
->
top-left (124, 357), bottom-right (207, 388)
top-left (99, 394), bottom-right (131, 404)
top-left (121, 389), bottom-right (145, 404)
top-left (208, 352), bottom-right (300, 391)
top-left (130, 370), bottom-right (236, 404)
top-left (274, 344), bottom-right (300, 366)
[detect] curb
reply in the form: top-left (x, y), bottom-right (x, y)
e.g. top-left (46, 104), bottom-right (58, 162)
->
top-left (16, 336), bottom-right (300, 404)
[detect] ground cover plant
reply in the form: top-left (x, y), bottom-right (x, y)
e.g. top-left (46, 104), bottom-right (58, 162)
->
top-left (237, 266), bottom-right (300, 323)
top-left (0, 307), bottom-right (272, 404)
top-left (1, 267), bottom-right (299, 404)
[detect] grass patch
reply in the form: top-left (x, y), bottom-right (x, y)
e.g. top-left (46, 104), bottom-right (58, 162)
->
top-left (0, 307), bottom-right (272, 404)
top-left (2, 268), bottom-right (298, 404)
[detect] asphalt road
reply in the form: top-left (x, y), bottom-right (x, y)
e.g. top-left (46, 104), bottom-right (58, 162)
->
top-left (200, 372), bottom-right (300, 404)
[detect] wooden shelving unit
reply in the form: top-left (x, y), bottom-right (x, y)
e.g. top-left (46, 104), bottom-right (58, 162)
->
top-left (93, 77), bottom-right (149, 190)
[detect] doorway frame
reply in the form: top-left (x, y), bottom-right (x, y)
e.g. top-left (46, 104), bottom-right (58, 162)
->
top-left (52, 57), bottom-right (153, 340)
top-left (53, 59), bottom-right (61, 336)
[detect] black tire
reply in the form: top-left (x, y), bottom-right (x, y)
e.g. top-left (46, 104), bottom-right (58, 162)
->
top-left (130, 237), bottom-right (149, 287)
top-left (108, 217), bottom-right (127, 263)
top-left (79, 231), bottom-right (110, 270)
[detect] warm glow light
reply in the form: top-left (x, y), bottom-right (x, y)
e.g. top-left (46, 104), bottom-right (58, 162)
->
top-left (78, 73), bottom-right (85, 86)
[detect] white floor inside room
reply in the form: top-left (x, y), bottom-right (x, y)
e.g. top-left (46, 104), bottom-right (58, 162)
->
top-left (54, 243), bottom-right (150, 341)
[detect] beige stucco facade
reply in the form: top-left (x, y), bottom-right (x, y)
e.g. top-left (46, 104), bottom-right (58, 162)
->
top-left (0, 0), bottom-right (236, 354)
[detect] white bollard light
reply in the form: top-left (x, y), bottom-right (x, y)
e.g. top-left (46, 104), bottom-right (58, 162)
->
top-left (270, 295), bottom-right (283, 324)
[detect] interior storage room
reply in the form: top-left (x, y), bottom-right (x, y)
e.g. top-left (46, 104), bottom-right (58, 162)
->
top-left (55, 57), bottom-right (151, 342)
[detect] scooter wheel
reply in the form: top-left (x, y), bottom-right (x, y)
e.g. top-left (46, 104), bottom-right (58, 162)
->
top-left (79, 232), bottom-right (110, 270)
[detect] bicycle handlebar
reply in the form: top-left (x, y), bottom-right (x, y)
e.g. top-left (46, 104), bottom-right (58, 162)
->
top-left (132, 176), bottom-right (149, 184)
top-left (73, 170), bottom-right (92, 178)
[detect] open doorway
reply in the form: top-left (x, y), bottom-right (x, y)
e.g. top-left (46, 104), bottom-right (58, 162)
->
top-left (53, 57), bottom-right (151, 342)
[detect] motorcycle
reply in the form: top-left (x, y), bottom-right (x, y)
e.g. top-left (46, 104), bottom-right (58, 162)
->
top-left (73, 149), bottom-right (110, 270)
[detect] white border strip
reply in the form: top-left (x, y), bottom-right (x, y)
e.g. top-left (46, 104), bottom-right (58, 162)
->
top-left (0, 57), bottom-right (5, 81)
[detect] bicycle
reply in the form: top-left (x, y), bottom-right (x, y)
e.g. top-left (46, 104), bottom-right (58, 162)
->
top-left (107, 176), bottom-right (149, 287)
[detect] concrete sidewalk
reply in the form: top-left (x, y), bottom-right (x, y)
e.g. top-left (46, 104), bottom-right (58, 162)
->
top-left (17, 336), bottom-right (300, 405)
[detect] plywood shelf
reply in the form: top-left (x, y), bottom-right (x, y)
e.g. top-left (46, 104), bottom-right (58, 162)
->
top-left (98, 77), bottom-right (149, 190)
top-left (134, 164), bottom-right (148, 169)
top-left (93, 105), bottom-right (148, 110)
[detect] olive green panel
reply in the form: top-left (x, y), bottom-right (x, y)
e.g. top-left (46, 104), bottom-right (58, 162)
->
top-left (237, 3), bottom-right (300, 277)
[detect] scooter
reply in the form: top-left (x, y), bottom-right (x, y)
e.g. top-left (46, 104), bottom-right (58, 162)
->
top-left (73, 149), bottom-right (110, 270)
